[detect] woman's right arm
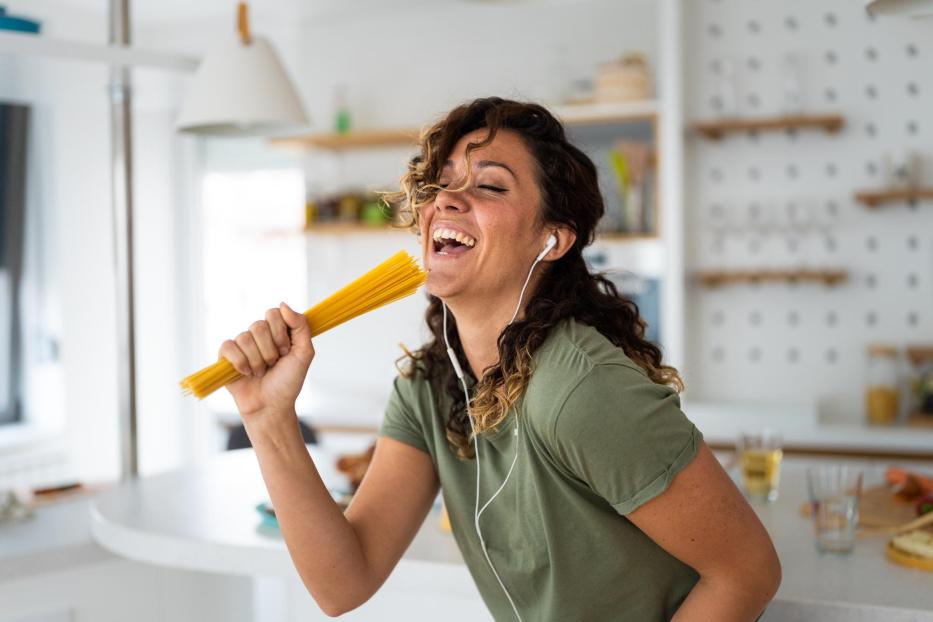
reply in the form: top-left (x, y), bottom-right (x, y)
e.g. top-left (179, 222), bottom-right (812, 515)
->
top-left (222, 303), bottom-right (439, 616)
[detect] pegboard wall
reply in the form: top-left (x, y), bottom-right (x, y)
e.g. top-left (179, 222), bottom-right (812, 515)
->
top-left (683, 0), bottom-right (933, 420)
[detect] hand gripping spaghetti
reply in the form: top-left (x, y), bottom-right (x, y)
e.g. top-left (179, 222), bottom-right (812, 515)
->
top-left (180, 250), bottom-right (427, 399)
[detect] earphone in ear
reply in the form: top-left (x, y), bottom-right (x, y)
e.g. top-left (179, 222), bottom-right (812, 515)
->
top-left (536, 233), bottom-right (558, 262)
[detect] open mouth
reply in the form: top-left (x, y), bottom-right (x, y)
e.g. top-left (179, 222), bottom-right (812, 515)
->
top-left (432, 228), bottom-right (477, 256)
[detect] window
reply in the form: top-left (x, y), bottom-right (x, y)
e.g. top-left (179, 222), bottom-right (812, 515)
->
top-left (199, 167), bottom-right (306, 415)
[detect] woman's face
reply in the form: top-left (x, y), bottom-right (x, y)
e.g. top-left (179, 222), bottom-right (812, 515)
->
top-left (419, 128), bottom-right (549, 303)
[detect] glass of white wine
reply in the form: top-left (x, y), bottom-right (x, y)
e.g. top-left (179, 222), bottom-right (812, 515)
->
top-left (737, 430), bottom-right (783, 503)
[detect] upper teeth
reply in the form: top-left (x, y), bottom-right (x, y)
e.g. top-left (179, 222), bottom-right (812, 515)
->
top-left (432, 228), bottom-right (476, 247)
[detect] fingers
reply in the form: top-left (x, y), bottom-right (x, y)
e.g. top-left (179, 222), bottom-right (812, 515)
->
top-left (265, 308), bottom-right (291, 356)
top-left (249, 320), bottom-right (280, 367)
top-left (218, 304), bottom-right (312, 379)
top-left (219, 339), bottom-right (252, 377)
top-left (279, 302), bottom-right (314, 357)
top-left (236, 331), bottom-right (267, 377)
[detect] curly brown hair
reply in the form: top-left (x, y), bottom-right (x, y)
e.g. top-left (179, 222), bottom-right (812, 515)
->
top-left (391, 97), bottom-right (683, 459)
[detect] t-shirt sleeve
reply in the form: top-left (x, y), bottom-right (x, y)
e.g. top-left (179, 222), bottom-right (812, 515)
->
top-left (549, 363), bottom-right (703, 515)
top-left (378, 376), bottom-right (430, 455)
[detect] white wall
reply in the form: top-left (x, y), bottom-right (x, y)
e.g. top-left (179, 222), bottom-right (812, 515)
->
top-left (682, 0), bottom-right (933, 422)
top-left (296, 0), bottom-right (661, 427)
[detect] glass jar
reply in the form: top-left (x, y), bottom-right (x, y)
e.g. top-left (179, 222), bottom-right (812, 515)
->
top-left (906, 346), bottom-right (933, 420)
top-left (865, 344), bottom-right (900, 425)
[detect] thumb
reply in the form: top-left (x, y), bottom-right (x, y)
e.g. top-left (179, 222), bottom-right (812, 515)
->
top-left (280, 302), bottom-right (313, 352)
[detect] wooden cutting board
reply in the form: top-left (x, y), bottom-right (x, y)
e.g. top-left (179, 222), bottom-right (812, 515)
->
top-left (799, 485), bottom-right (919, 528)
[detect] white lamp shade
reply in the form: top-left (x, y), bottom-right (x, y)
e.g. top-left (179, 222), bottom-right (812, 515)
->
top-left (177, 35), bottom-right (309, 136)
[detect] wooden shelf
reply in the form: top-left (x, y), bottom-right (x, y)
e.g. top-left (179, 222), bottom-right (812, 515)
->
top-left (692, 113), bottom-right (845, 140)
top-left (551, 100), bottom-right (659, 125)
top-left (696, 268), bottom-right (848, 288)
top-left (597, 232), bottom-right (660, 242)
top-left (302, 223), bottom-right (410, 235)
top-left (273, 100), bottom-right (659, 152)
top-left (272, 129), bottom-right (420, 151)
top-left (0, 29), bottom-right (197, 71)
top-left (854, 188), bottom-right (933, 208)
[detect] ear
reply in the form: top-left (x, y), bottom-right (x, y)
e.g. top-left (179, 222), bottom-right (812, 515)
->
top-left (541, 226), bottom-right (577, 262)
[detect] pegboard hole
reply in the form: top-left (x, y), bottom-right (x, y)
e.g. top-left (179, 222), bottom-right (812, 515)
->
top-left (866, 311), bottom-right (878, 326)
top-left (826, 311), bottom-right (838, 327)
top-left (908, 312), bottom-right (919, 326)
top-left (826, 349), bottom-right (838, 364)
top-left (908, 273), bottom-right (919, 289)
top-left (787, 310), bottom-right (800, 326)
top-left (787, 348), bottom-right (800, 363)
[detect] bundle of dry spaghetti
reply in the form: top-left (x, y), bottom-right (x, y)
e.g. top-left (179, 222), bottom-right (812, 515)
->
top-left (180, 250), bottom-right (426, 399)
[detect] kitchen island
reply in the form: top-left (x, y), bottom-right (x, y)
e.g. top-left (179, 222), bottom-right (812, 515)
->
top-left (89, 436), bottom-right (933, 621)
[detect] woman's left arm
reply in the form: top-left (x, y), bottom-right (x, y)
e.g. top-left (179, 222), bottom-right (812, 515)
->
top-left (626, 443), bottom-right (782, 622)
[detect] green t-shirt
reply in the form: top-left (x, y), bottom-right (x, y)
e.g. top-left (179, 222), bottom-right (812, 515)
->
top-left (380, 319), bottom-right (702, 621)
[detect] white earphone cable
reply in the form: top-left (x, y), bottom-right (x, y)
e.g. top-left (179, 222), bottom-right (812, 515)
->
top-left (440, 237), bottom-right (552, 622)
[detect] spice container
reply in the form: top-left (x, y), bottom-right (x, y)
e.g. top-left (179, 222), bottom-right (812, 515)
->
top-left (865, 344), bottom-right (900, 425)
top-left (906, 346), bottom-right (933, 425)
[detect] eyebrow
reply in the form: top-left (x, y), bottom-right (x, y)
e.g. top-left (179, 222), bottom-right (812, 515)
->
top-left (443, 159), bottom-right (517, 179)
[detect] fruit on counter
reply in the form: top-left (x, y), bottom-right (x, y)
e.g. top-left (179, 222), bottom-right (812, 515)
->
top-left (886, 466), bottom-right (933, 498)
top-left (918, 494), bottom-right (933, 517)
top-left (890, 530), bottom-right (933, 560)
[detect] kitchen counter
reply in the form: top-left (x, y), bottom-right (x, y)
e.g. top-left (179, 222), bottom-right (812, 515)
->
top-left (687, 400), bottom-right (933, 459)
top-left (90, 437), bottom-right (933, 621)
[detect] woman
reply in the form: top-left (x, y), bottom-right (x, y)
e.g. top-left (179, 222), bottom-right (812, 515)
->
top-left (220, 97), bottom-right (781, 621)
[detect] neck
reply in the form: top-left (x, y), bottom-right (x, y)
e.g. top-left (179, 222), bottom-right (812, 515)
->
top-left (445, 273), bottom-right (542, 378)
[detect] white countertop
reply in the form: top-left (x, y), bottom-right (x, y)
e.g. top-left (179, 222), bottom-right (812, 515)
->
top-left (88, 437), bottom-right (933, 620)
top-left (686, 400), bottom-right (933, 457)
top-left (0, 496), bottom-right (111, 582)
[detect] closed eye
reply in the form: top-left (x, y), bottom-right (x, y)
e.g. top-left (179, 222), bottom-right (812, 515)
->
top-left (479, 185), bottom-right (507, 193)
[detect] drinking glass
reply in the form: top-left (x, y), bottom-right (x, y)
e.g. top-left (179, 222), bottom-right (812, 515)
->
top-left (806, 466), bottom-right (863, 554)
top-left (737, 430), bottom-right (783, 502)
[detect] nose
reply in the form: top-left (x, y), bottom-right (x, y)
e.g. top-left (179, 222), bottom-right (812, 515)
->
top-left (435, 187), bottom-right (469, 213)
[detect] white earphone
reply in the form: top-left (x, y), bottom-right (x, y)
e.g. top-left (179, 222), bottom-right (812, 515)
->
top-left (440, 231), bottom-right (557, 622)
top-left (536, 232), bottom-right (558, 262)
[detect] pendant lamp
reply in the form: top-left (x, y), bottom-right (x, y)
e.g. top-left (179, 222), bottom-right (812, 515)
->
top-left (177, 2), bottom-right (309, 136)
